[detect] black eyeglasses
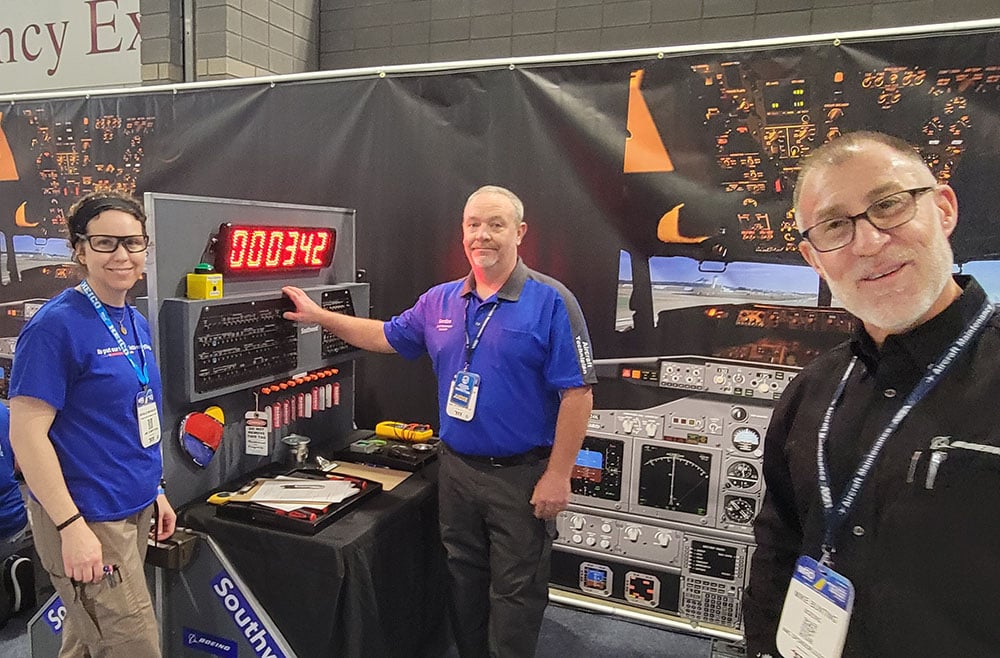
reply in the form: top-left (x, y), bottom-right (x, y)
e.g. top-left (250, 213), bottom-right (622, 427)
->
top-left (800, 186), bottom-right (935, 253)
top-left (77, 234), bottom-right (149, 253)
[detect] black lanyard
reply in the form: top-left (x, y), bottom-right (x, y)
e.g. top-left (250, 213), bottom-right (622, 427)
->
top-left (816, 300), bottom-right (993, 566)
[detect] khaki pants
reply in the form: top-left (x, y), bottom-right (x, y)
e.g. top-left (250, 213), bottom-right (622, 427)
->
top-left (28, 498), bottom-right (160, 658)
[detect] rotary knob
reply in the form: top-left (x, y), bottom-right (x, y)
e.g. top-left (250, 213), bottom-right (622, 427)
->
top-left (599, 539), bottom-right (611, 550)
top-left (654, 531), bottom-right (671, 548)
top-left (624, 526), bottom-right (641, 542)
top-left (569, 515), bottom-right (585, 531)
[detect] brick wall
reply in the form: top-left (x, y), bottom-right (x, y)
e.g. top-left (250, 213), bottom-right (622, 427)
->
top-left (140, 0), bottom-right (185, 83)
top-left (317, 0), bottom-right (998, 70)
top-left (141, 0), bottom-right (320, 83)
top-left (141, 0), bottom-right (998, 83)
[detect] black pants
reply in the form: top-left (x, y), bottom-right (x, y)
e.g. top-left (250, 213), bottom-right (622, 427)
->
top-left (438, 449), bottom-right (555, 658)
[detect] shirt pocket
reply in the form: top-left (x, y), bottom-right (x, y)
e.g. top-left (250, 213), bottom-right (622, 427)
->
top-left (481, 327), bottom-right (545, 370)
top-left (920, 438), bottom-right (1000, 493)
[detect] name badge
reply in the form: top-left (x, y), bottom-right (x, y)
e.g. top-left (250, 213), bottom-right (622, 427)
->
top-left (777, 555), bottom-right (854, 658)
top-left (446, 370), bottom-right (480, 421)
top-left (136, 388), bottom-right (162, 448)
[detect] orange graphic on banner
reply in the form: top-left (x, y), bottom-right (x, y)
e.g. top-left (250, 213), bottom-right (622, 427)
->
top-left (624, 69), bottom-right (674, 173)
top-left (0, 113), bottom-right (19, 182)
top-left (15, 202), bottom-right (38, 227)
top-left (657, 203), bottom-right (709, 245)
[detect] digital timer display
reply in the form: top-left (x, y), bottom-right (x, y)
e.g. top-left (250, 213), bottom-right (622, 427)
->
top-left (215, 224), bottom-right (336, 275)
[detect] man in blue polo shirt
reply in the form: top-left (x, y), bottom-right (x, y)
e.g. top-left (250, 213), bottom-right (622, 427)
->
top-left (283, 185), bottom-right (596, 657)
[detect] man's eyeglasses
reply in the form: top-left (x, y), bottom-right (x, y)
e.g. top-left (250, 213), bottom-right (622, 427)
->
top-left (77, 234), bottom-right (149, 253)
top-left (800, 186), bottom-right (935, 253)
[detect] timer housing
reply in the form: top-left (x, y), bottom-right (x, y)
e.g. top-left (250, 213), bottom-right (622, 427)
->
top-left (215, 223), bottom-right (336, 276)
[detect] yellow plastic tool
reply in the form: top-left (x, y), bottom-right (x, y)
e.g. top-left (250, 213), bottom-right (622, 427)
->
top-left (375, 421), bottom-right (433, 442)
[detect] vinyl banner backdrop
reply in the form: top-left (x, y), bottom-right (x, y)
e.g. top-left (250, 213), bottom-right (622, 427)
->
top-left (2, 28), bottom-right (1000, 425)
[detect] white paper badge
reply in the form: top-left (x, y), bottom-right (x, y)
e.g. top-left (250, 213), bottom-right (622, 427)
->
top-left (244, 410), bottom-right (271, 456)
top-left (446, 370), bottom-right (480, 421)
top-left (136, 389), bottom-right (161, 448)
top-left (776, 555), bottom-right (855, 658)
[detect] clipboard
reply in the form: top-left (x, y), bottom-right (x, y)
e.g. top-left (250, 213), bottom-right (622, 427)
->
top-left (212, 469), bottom-right (382, 534)
top-left (215, 476), bottom-right (358, 506)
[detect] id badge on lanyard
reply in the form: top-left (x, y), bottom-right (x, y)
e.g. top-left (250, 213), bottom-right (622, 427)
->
top-left (136, 388), bottom-right (161, 447)
top-left (446, 370), bottom-right (480, 421)
top-left (777, 556), bottom-right (854, 658)
top-left (80, 281), bottom-right (160, 448)
top-left (446, 297), bottom-right (496, 422)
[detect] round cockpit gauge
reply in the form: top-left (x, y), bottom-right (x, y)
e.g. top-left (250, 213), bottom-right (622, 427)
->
top-left (724, 496), bottom-right (756, 524)
top-left (726, 461), bottom-right (760, 489)
top-left (732, 427), bottom-right (761, 452)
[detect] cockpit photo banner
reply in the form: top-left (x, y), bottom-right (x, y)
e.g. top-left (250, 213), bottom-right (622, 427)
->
top-left (1, 27), bottom-right (999, 423)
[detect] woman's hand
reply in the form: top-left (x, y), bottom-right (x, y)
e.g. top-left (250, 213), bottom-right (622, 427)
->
top-left (60, 520), bottom-right (104, 583)
top-left (154, 494), bottom-right (177, 541)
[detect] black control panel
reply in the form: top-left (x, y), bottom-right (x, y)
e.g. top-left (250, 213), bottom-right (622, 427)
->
top-left (162, 284), bottom-right (368, 404)
top-left (550, 550), bottom-right (682, 616)
top-left (321, 288), bottom-right (359, 359)
top-left (193, 297), bottom-right (297, 393)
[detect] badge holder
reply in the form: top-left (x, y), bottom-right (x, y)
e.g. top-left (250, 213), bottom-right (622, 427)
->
top-left (446, 371), bottom-right (480, 421)
top-left (776, 555), bottom-right (855, 658)
top-left (136, 388), bottom-right (162, 448)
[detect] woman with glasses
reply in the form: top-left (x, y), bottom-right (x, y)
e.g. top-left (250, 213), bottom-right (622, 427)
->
top-left (8, 191), bottom-right (174, 657)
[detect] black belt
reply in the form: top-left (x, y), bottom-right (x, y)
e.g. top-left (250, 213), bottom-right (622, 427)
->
top-left (448, 445), bottom-right (552, 468)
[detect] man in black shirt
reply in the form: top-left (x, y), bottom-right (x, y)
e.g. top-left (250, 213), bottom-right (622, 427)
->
top-left (743, 131), bottom-right (1000, 657)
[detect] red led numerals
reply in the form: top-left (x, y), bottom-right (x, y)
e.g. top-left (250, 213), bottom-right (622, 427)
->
top-left (218, 224), bottom-right (335, 275)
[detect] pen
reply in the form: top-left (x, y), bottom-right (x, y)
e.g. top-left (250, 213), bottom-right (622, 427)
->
top-left (300, 505), bottom-right (329, 514)
top-left (104, 564), bottom-right (122, 588)
top-left (274, 508), bottom-right (317, 521)
top-left (280, 483), bottom-right (324, 489)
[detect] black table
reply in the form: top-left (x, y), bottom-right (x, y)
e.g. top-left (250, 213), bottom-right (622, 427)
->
top-left (180, 465), bottom-right (449, 658)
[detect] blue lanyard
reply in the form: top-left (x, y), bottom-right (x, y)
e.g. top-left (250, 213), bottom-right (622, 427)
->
top-left (79, 280), bottom-right (150, 388)
top-left (816, 300), bottom-right (993, 565)
top-left (463, 296), bottom-right (498, 370)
